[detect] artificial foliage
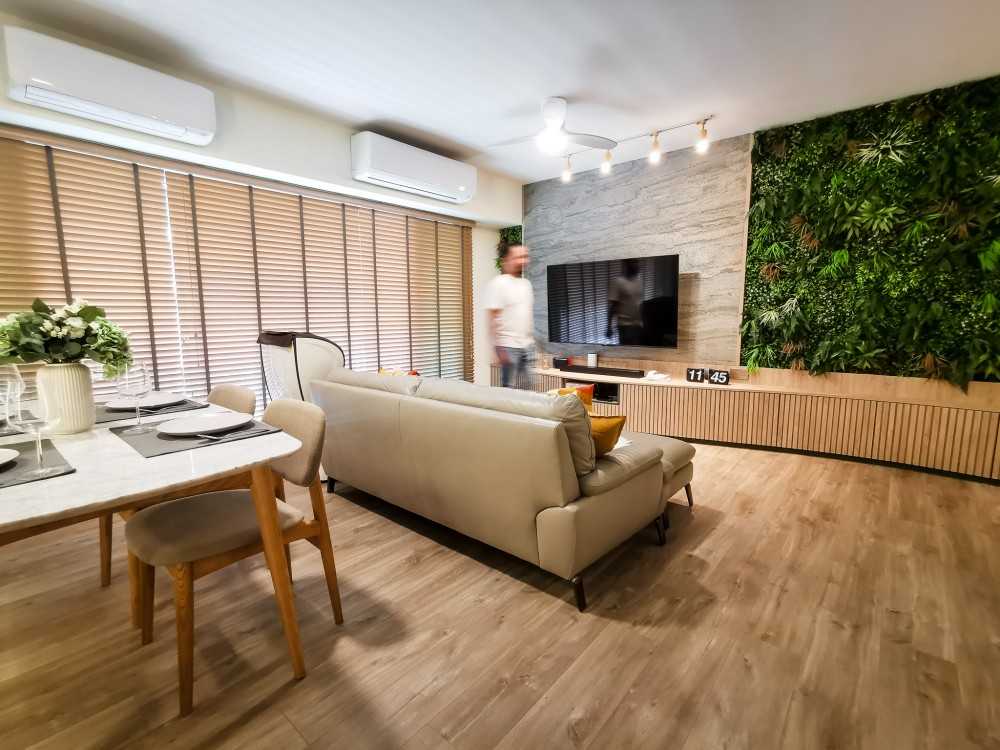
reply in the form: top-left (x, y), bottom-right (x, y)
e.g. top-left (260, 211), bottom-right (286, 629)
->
top-left (741, 75), bottom-right (1000, 387)
top-left (495, 225), bottom-right (523, 271)
top-left (0, 298), bottom-right (132, 378)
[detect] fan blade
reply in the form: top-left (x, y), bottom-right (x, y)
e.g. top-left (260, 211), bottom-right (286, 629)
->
top-left (488, 134), bottom-right (536, 148)
top-left (566, 132), bottom-right (617, 150)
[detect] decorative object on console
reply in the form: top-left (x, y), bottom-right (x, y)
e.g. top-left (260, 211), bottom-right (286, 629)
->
top-left (0, 298), bottom-right (132, 434)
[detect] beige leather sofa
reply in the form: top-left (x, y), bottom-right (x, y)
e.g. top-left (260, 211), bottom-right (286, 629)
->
top-left (311, 369), bottom-right (695, 609)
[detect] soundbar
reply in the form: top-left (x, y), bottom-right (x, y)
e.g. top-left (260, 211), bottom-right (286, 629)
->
top-left (560, 364), bottom-right (645, 379)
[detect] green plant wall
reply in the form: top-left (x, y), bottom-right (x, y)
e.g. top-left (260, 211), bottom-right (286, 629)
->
top-left (742, 75), bottom-right (1000, 387)
top-left (495, 225), bottom-right (523, 271)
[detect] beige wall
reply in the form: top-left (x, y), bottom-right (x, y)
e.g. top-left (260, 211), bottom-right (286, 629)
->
top-left (471, 227), bottom-right (501, 384)
top-left (0, 11), bottom-right (522, 228)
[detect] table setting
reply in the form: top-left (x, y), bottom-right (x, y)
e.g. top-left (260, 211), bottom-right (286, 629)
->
top-left (0, 298), bottom-right (310, 696)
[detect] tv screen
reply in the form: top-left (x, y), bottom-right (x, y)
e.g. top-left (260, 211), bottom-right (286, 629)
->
top-left (547, 255), bottom-right (679, 347)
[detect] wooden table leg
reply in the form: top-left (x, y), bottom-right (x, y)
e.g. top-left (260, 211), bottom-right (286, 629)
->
top-left (249, 464), bottom-right (305, 679)
top-left (99, 515), bottom-right (112, 587)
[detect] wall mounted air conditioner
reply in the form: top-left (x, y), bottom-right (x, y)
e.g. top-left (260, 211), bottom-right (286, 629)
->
top-left (4, 26), bottom-right (216, 145)
top-left (351, 131), bottom-right (477, 204)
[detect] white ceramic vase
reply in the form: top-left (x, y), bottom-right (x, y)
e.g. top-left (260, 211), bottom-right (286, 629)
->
top-left (36, 362), bottom-right (95, 434)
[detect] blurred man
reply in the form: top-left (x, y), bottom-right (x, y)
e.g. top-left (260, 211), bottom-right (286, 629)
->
top-left (607, 258), bottom-right (644, 345)
top-left (486, 242), bottom-right (533, 387)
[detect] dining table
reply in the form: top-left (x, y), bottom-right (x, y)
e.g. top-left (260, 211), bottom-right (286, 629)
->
top-left (0, 402), bottom-right (311, 680)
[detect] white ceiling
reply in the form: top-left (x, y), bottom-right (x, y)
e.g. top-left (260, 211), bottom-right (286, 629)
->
top-left (3, 0), bottom-right (999, 183)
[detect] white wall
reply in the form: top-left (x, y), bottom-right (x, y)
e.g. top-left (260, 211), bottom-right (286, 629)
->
top-left (471, 227), bottom-right (501, 384)
top-left (0, 11), bottom-right (522, 228)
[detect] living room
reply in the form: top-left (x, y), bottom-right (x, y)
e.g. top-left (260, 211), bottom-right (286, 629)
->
top-left (0, 1), bottom-right (998, 748)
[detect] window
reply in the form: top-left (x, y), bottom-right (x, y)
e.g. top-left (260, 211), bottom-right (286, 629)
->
top-left (0, 130), bottom-right (474, 402)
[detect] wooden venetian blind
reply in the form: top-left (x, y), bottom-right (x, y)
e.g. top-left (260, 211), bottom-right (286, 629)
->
top-left (0, 130), bottom-right (475, 407)
top-left (374, 211), bottom-right (411, 371)
top-left (301, 198), bottom-right (351, 365)
top-left (408, 218), bottom-right (440, 377)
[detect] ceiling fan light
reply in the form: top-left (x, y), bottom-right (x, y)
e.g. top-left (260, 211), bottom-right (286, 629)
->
top-left (561, 157), bottom-right (572, 183)
top-left (648, 132), bottom-right (662, 164)
top-left (600, 150), bottom-right (612, 175)
top-left (695, 121), bottom-right (710, 154)
top-left (536, 127), bottom-right (568, 155)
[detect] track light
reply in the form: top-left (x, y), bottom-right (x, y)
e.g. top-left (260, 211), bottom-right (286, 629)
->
top-left (561, 156), bottom-right (572, 182)
top-left (648, 132), bottom-right (662, 164)
top-left (600, 150), bottom-right (612, 175)
top-left (695, 121), bottom-right (710, 154)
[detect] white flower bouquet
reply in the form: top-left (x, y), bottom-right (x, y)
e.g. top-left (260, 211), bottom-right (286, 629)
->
top-left (0, 298), bottom-right (132, 378)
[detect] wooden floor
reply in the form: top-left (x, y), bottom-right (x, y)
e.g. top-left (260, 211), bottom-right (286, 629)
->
top-left (1, 444), bottom-right (999, 749)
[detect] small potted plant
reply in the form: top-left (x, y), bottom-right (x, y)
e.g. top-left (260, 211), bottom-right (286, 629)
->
top-left (0, 298), bottom-right (132, 434)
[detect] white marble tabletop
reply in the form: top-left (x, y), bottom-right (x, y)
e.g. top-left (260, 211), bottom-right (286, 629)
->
top-left (0, 404), bottom-right (301, 539)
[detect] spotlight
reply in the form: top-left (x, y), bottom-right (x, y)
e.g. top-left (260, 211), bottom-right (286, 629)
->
top-left (561, 156), bottom-right (572, 182)
top-left (695, 121), bottom-right (710, 154)
top-left (600, 150), bottom-right (612, 175)
top-left (536, 127), bottom-right (568, 155)
top-left (648, 132), bottom-right (662, 164)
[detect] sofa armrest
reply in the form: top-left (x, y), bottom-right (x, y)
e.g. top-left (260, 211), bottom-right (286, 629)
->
top-left (577, 442), bottom-right (663, 497)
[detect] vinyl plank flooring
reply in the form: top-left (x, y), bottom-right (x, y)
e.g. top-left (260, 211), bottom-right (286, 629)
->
top-left (0, 444), bottom-right (997, 749)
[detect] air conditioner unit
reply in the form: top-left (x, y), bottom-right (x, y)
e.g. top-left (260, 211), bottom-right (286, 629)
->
top-left (4, 26), bottom-right (216, 146)
top-left (351, 131), bottom-right (477, 204)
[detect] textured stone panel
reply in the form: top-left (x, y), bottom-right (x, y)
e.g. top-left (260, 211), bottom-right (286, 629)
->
top-left (523, 134), bottom-right (752, 365)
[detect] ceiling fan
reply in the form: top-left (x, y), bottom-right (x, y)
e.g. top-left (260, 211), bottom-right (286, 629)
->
top-left (491, 97), bottom-right (618, 155)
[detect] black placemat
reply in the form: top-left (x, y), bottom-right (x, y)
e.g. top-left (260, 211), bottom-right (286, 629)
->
top-left (0, 439), bottom-right (76, 489)
top-left (109, 420), bottom-right (280, 458)
top-left (95, 398), bottom-right (209, 424)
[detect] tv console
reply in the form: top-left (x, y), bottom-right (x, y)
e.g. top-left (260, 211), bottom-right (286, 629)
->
top-left (561, 364), bottom-right (645, 379)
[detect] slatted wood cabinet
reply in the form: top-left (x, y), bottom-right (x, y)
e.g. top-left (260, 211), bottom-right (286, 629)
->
top-left (492, 364), bottom-right (1000, 481)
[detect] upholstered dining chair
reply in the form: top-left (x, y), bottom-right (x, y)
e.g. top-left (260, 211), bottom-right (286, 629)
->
top-left (124, 399), bottom-right (344, 715)
top-left (99, 385), bottom-right (258, 601)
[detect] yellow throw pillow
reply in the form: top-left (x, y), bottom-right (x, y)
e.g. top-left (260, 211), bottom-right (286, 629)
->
top-left (590, 415), bottom-right (626, 457)
top-left (557, 384), bottom-right (594, 409)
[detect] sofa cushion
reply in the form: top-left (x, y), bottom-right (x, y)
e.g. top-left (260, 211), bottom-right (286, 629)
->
top-left (415, 378), bottom-right (596, 475)
top-left (578, 440), bottom-right (663, 496)
top-left (319, 367), bottom-right (421, 396)
top-left (620, 430), bottom-right (696, 475)
top-left (590, 415), bottom-right (626, 457)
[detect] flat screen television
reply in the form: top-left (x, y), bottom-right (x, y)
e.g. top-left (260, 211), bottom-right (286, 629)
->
top-left (547, 254), bottom-right (679, 347)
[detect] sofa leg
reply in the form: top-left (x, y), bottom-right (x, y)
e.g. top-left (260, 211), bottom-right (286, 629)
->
top-left (571, 575), bottom-right (587, 611)
top-left (326, 476), bottom-right (336, 494)
top-left (684, 483), bottom-right (694, 508)
top-left (662, 508), bottom-right (670, 529)
top-left (654, 515), bottom-right (666, 546)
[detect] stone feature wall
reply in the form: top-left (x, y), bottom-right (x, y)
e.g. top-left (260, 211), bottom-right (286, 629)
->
top-left (523, 134), bottom-right (752, 365)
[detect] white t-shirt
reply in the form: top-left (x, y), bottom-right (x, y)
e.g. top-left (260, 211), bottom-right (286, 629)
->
top-left (484, 273), bottom-right (534, 348)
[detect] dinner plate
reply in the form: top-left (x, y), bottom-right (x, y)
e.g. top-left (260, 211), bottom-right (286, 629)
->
top-left (105, 392), bottom-right (187, 411)
top-left (0, 448), bottom-right (19, 467)
top-left (156, 412), bottom-right (254, 437)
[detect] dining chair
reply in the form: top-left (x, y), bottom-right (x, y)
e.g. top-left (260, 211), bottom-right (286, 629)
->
top-left (99, 384), bottom-right (257, 630)
top-left (124, 398), bottom-right (343, 715)
top-left (205, 383), bottom-right (257, 415)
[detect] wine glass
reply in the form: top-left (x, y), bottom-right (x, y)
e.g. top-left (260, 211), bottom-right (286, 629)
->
top-left (119, 360), bottom-right (154, 435)
top-left (7, 386), bottom-right (65, 479)
top-left (0, 365), bottom-right (24, 434)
